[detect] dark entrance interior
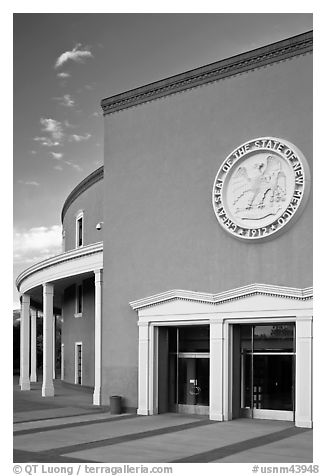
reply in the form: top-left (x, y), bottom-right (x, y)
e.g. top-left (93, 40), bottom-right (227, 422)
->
top-left (157, 325), bottom-right (209, 415)
top-left (232, 323), bottom-right (295, 420)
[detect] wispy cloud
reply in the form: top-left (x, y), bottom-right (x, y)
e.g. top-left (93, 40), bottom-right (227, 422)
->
top-left (63, 120), bottom-right (75, 128)
top-left (53, 94), bottom-right (75, 108)
top-left (34, 137), bottom-right (60, 147)
top-left (49, 151), bottom-right (82, 172)
top-left (17, 180), bottom-right (40, 187)
top-left (55, 44), bottom-right (93, 69)
top-left (50, 152), bottom-right (63, 160)
top-left (65, 161), bottom-right (83, 172)
top-left (40, 118), bottom-right (64, 141)
top-left (69, 133), bottom-right (91, 142)
top-left (14, 225), bottom-right (62, 265)
top-left (34, 118), bottom-right (64, 147)
top-left (57, 72), bottom-right (71, 78)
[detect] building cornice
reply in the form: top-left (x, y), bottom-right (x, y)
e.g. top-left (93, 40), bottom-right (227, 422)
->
top-left (61, 166), bottom-right (104, 223)
top-left (101, 31), bottom-right (312, 115)
top-left (16, 241), bottom-right (103, 292)
top-left (129, 283), bottom-right (313, 311)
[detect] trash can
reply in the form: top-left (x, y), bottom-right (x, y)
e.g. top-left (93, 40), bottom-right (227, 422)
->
top-left (110, 395), bottom-right (122, 415)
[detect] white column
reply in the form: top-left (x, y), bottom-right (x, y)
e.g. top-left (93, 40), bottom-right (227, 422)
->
top-left (137, 321), bottom-right (150, 415)
top-left (295, 316), bottom-right (313, 428)
top-left (30, 309), bottom-right (37, 382)
top-left (93, 269), bottom-right (103, 405)
top-left (209, 318), bottom-right (224, 421)
top-left (42, 283), bottom-right (54, 397)
top-left (148, 324), bottom-right (156, 415)
top-left (223, 321), bottom-right (231, 421)
top-left (20, 294), bottom-right (30, 391)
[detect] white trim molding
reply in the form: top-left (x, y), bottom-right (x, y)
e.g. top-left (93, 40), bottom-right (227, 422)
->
top-left (93, 269), bottom-right (103, 405)
top-left (75, 210), bottom-right (84, 248)
top-left (75, 341), bottom-right (83, 385)
top-left (16, 241), bottom-right (103, 295)
top-left (130, 283), bottom-right (313, 428)
top-left (130, 283), bottom-right (312, 311)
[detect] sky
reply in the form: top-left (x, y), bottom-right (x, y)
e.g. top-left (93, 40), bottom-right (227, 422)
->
top-left (12, 12), bottom-right (313, 308)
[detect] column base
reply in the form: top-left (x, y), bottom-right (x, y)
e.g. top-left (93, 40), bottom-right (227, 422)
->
top-left (93, 389), bottom-right (101, 406)
top-left (42, 384), bottom-right (55, 397)
top-left (30, 375), bottom-right (37, 383)
top-left (295, 419), bottom-right (313, 428)
top-left (209, 412), bottom-right (223, 421)
top-left (137, 408), bottom-right (151, 415)
top-left (20, 381), bottom-right (31, 391)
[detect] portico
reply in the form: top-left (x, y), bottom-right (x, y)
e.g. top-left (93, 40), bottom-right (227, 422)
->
top-left (130, 283), bottom-right (313, 428)
top-left (16, 242), bottom-right (103, 403)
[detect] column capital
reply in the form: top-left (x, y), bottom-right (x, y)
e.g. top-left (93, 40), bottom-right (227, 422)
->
top-left (210, 319), bottom-right (224, 340)
top-left (138, 321), bottom-right (149, 327)
top-left (21, 293), bottom-right (30, 304)
top-left (296, 314), bottom-right (313, 321)
top-left (296, 317), bottom-right (313, 339)
top-left (94, 269), bottom-right (103, 282)
top-left (43, 282), bottom-right (54, 294)
top-left (210, 317), bottom-right (224, 325)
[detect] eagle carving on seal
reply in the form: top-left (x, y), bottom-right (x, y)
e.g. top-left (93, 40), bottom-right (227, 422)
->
top-left (230, 155), bottom-right (287, 220)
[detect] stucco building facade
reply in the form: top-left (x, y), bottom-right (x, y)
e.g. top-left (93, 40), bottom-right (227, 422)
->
top-left (16, 31), bottom-right (313, 428)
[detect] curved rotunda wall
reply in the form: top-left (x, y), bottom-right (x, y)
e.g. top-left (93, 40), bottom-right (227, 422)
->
top-left (61, 168), bottom-right (103, 387)
top-left (62, 167), bottom-right (104, 252)
top-left (62, 277), bottom-right (95, 387)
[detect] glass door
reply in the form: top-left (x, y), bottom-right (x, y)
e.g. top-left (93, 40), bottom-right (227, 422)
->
top-left (177, 354), bottom-right (209, 413)
top-left (165, 325), bottom-right (210, 415)
top-left (240, 323), bottom-right (295, 421)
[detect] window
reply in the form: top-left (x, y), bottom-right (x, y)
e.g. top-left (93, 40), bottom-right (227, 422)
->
top-left (75, 342), bottom-right (82, 385)
top-left (75, 211), bottom-right (84, 248)
top-left (74, 283), bottom-right (83, 317)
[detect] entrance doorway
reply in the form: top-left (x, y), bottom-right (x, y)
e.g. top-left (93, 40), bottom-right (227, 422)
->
top-left (157, 325), bottom-right (209, 415)
top-left (233, 323), bottom-right (295, 421)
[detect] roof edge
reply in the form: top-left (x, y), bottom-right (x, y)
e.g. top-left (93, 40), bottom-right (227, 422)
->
top-left (61, 166), bottom-right (104, 223)
top-left (101, 30), bottom-right (312, 115)
top-left (16, 241), bottom-right (103, 292)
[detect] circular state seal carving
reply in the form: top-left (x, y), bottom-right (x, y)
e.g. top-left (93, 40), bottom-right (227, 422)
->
top-left (212, 137), bottom-right (311, 241)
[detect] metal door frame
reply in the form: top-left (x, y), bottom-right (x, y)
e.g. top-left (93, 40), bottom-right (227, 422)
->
top-left (239, 323), bottom-right (295, 421)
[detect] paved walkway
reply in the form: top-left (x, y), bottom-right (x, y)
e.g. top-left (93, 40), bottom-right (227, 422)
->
top-left (13, 378), bottom-right (313, 463)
